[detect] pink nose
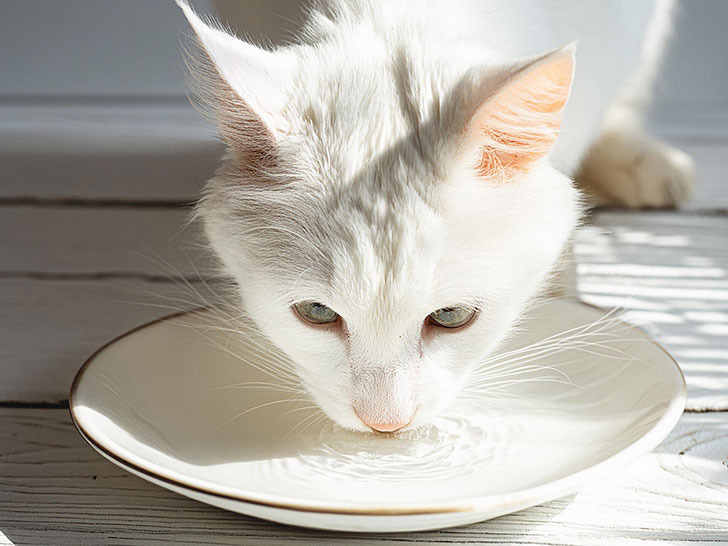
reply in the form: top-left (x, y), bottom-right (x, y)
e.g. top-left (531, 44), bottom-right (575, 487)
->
top-left (360, 419), bottom-right (409, 433)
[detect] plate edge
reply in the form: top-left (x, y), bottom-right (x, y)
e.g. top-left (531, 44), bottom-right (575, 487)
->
top-left (68, 300), bottom-right (687, 518)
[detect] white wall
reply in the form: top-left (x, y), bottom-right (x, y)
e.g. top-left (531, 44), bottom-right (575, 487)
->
top-left (0, 0), bottom-right (211, 97)
top-left (0, 0), bottom-right (724, 110)
top-left (656, 0), bottom-right (728, 110)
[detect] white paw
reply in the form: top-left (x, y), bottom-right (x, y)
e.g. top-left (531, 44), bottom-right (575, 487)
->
top-left (577, 131), bottom-right (696, 208)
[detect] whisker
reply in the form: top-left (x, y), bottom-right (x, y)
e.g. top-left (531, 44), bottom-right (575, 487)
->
top-left (213, 398), bottom-right (307, 432)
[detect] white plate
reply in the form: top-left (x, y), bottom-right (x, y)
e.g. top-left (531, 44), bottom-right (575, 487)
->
top-left (70, 300), bottom-right (685, 533)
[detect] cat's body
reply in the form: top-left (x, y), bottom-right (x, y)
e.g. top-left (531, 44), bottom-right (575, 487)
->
top-left (178, 0), bottom-right (694, 432)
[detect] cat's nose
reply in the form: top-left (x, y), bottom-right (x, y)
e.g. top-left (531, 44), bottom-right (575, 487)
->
top-left (360, 418), bottom-right (410, 433)
top-left (367, 421), bottom-right (408, 433)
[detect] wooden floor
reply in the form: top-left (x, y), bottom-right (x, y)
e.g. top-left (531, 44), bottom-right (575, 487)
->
top-left (1, 107), bottom-right (727, 544)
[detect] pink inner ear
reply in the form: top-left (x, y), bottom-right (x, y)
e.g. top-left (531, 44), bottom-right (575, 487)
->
top-left (470, 55), bottom-right (573, 179)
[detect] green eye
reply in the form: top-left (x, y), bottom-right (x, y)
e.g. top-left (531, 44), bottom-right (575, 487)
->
top-left (428, 306), bottom-right (476, 329)
top-left (294, 301), bottom-right (340, 324)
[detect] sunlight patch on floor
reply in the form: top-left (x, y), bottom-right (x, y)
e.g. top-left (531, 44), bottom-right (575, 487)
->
top-left (574, 214), bottom-right (728, 410)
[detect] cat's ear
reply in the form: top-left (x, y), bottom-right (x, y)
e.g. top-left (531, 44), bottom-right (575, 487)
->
top-left (176, 0), bottom-right (292, 169)
top-left (455, 44), bottom-right (575, 180)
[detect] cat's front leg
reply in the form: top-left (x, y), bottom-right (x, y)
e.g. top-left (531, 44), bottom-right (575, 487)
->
top-left (575, 127), bottom-right (695, 208)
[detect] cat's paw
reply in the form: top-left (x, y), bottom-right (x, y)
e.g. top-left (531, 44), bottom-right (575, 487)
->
top-left (575, 131), bottom-right (696, 208)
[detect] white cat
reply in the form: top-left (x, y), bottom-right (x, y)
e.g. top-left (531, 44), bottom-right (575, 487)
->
top-left (177, 0), bottom-right (694, 432)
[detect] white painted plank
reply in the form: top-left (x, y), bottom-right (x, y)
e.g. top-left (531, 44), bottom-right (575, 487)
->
top-left (0, 206), bottom-right (208, 276)
top-left (575, 211), bottom-right (728, 411)
top-left (0, 103), bottom-right (223, 200)
top-left (0, 408), bottom-right (726, 545)
top-left (650, 103), bottom-right (728, 140)
top-left (0, 101), bottom-right (725, 210)
top-left (0, 279), bottom-right (219, 402)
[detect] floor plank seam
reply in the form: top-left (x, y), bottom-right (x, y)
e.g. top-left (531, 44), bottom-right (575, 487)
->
top-left (0, 400), bottom-right (69, 409)
top-left (2, 402), bottom-right (727, 415)
top-left (591, 206), bottom-right (728, 218)
top-left (0, 198), bottom-right (726, 218)
top-left (0, 197), bottom-right (195, 209)
top-left (0, 271), bottom-right (215, 283)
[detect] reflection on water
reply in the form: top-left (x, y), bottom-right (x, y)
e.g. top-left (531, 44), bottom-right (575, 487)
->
top-left (250, 409), bottom-right (532, 498)
top-left (299, 413), bottom-right (502, 483)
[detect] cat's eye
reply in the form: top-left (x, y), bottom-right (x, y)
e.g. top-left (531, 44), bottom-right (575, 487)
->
top-left (428, 306), bottom-right (476, 329)
top-left (294, 301), bottom-right (340, 325)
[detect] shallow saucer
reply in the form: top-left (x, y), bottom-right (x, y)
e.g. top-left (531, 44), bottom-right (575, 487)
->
top-left (70, 299), bottom-right (685, 532)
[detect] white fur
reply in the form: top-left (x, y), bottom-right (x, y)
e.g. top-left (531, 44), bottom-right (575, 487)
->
top-left (177, 0), bottom-right (681, 431)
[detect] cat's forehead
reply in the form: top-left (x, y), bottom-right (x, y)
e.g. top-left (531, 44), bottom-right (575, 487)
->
top-left (317, 172), bottom-right (444, 318)
top-left (286, 44), bottom-right (443, 181)
top-left (293, 93), bottom-right (407, 179)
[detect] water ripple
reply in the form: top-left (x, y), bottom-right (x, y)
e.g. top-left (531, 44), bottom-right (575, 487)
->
top-left (277, 412), bottom-right (518, 485)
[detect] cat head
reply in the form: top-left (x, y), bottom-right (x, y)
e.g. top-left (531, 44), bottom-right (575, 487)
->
top-left (179, 1), bottom-right (581, 432)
